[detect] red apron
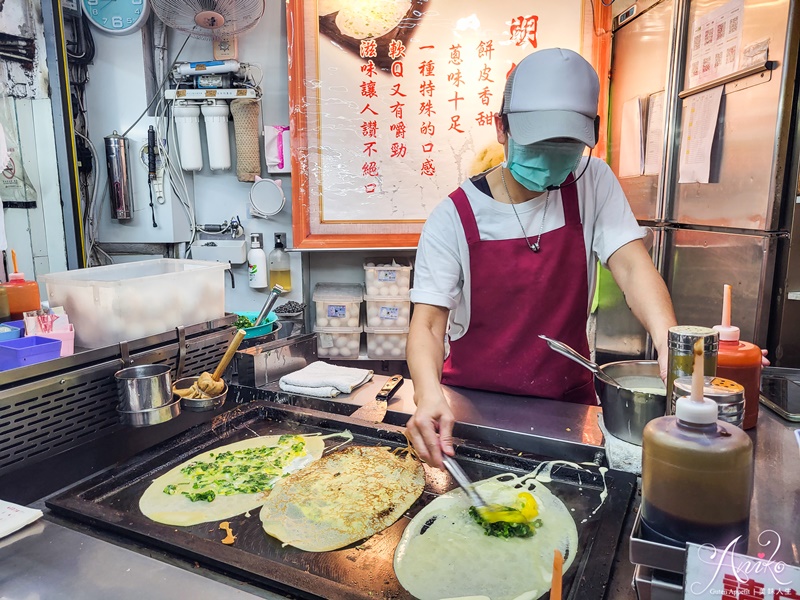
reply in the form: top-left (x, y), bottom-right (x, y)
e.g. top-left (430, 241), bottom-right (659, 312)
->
top-left (441, 174), bottom-right (596, 404)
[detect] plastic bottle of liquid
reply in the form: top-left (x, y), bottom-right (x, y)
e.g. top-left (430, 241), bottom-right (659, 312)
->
top-left (713, 284), bottom-right (762, 430)
top-left (248, 233), bottom-right (268, 289)
top-left (641, 339), bottom-right (753, 553)
top-left (268, 233), bottom-right (292, 293)
top-left (0, 287), bottom-right (10, 323)
top-left (1, 250), bottom-right (41, 319)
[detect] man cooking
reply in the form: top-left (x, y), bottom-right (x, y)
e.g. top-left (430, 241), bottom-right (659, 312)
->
top-left (405, 48), bottom-right (678, 468)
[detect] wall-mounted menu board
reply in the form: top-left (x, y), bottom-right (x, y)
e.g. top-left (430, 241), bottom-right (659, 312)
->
top-left (288, 0), bottom-right (607, 248)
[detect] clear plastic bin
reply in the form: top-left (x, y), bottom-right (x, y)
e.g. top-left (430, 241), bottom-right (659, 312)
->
top-left (363, 258), bottom-right (412, 297)
top-left (39, 259), bottom-right (229, 349)
top-left (315, 325), bottom-right (362, 358)
top-left (364, 326), bottom-right (409, 359)
top-left (313, 283), bottom-right (363, 329)
top-left (364, 295), bottom-right (411, 328)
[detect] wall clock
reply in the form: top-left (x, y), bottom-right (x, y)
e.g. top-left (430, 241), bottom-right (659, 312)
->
top-left (81, 0), bottom-right (150, 35)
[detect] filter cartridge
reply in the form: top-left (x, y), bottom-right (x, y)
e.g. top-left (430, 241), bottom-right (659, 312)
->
top-left (201, 100), bottom-right (231, 171)
top-left (173, 102), bottom-right (203, 171)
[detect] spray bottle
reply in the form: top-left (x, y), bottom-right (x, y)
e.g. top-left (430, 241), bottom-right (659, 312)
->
top-left (641, 338), bottom-right (753, 553)
top-left (713, 284), bottom-right (763, 430)
top-left (248, 233), bottom-right (267, 289)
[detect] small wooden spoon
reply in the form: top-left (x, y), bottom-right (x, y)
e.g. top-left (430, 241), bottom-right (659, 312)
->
top-left (211, 329), bottom-right (246, 381)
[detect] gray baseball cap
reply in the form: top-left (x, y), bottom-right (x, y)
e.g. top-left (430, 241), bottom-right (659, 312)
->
top-left (501, 48), bottom-right (600, 147)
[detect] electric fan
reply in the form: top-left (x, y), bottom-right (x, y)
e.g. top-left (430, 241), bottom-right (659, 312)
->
top-left (151, 0), bottom-right (266, 39)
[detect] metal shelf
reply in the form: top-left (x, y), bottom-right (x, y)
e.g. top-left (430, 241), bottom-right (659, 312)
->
top-left (678, 60), bottom-right (776, 99)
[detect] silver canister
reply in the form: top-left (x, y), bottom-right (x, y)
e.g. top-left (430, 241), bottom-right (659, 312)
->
top-left (114, 364), bottom-right (173, 411)
top-left (673, 376), bottom-right (745, 427)
top-left (105, 131), bottom-right (134, 221)
top-left (666, 326), bottom-right (719, 415)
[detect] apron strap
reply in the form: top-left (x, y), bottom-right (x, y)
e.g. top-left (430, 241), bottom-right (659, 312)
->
top-left (449, 187), bottom-right (481, 245)
top-left (559, 172), bottom-right (581, 226)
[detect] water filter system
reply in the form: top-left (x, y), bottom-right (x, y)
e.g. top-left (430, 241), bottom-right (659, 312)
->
top-left (104, 131), bottom-right (134, 221)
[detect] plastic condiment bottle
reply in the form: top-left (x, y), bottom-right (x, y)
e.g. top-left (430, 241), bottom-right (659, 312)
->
top-left (0, 287), bottom-right (10, 323)
top-left (248, 233), bottom-right (268, 289)
top-left (268, 233), bottom-right (291, 293)
top-left (641, 339), bottom-right (753, 554)
top-left (1, 251), bottom-right (41, 320)
top-left (713, 284), bottom-right (762, 430)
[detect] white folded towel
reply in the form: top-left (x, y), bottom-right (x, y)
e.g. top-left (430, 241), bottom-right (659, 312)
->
top-left (279, 361), bottom-right (374, 398)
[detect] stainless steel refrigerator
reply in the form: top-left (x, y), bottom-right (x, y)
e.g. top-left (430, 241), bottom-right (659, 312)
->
top-left (598, 0), bottom-right (800, 367)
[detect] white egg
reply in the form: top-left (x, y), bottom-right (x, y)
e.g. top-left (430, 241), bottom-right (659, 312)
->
top-left (317, 317), bottom-right (329, 327)
top-left (368, 317), bottom-right (381, 327)
top-left (328, 347), bottom-right (340, 357)
top-left (379, 286), bottom-right (389, 295)
top-left (398, 274), bottom-right (410, 287)
top-left (317, 347), bottom-right (329, 356)
top-left (390, 347), bottom-right (403, 357)
top-left (347, 317), bottom-right (359, 327)
top-left (316, 304), bottom-right (325, 318)
top-left (401, 306), bottom-right (410, 317)
top-left (328, 317), bottom-right (341, 327)
top-left (367, 306), bottom-right (378, 318)
top-left (366, 261), bottom-right (375, 268)
top-left (374, 334), bottom-right (385, 344)
top-left (395, 316), bottom-right (408, 327)
top-left (382, 340), bottom-right (395, 351)
top-left (388, 284), bottom-right (399, 296)
top-left (347, 339), bottom-right (359, 350)
top-left (372, 346), bottom-right (385, 357)
top-left (367, 286), bottom-right (379, 296)
top-left (339, 347), bottom-right (352, 357)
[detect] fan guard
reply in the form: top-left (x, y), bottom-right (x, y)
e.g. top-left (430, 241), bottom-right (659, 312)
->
top-left (152, 0), bottom-right (266, 40)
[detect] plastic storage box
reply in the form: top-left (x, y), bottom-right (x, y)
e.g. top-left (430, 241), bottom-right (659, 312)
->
top-left (0, 321), bottom-right (23, 341)
top-left (315, 325), bottom-right (362, 358)
top-left (364, 326), bottom-right (409, 359)
top-left (364, 295), bottom-right (411, 328)
top-left (313, 283), bottom-right (363, 328)
top-left (40, 259), bottom-right (229, 349)
top-left (363, 258), bottom-right (412, 297)
top-left (0, 336), bottom-right (62, 371)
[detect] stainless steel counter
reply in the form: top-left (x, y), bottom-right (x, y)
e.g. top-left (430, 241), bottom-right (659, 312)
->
top-left (2, 374), bottom-right (797, 600)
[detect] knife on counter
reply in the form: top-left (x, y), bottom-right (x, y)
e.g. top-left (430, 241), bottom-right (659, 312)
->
top-left (350, 374), bottom-right (404, 423)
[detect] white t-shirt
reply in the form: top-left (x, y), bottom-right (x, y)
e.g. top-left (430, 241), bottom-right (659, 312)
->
top-left (410, 157), bottom-right (645, 341)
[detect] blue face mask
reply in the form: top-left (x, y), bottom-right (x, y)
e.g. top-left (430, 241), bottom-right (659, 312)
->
top-left (505, 138), bottom-right (586, 192)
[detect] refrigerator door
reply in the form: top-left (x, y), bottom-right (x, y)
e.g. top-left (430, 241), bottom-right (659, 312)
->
top-left (671, 0), bottom-right (794, 231)
top-left (663, 227), bottom-right (777, 347)
top-left (609, 0), bottom-right (676, 221)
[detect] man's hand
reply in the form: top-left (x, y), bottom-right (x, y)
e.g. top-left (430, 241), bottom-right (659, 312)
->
top-left (406, 394), bottom-right (455, 470)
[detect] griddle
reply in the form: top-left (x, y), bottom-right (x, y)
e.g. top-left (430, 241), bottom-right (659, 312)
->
top-left (46, 401), bottom-right (636, 600)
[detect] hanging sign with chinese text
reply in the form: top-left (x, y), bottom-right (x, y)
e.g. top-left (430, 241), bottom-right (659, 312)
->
top-left (288, 0), bottom-right (592, 248)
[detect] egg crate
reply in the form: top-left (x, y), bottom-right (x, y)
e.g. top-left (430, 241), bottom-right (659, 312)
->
top-left (46, 400), bottom-right (636, 600)
top-left (0, 317), bottom-right (236, 481)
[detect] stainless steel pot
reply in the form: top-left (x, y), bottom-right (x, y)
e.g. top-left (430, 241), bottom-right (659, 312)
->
top-left (114, 364), bottom-right (172, 411)
top-left (594, 360), bottom-right (668, 446)
top-left (172, 376), bottom-right (228, 412)
top-left (117, 397), bottom-right (182, 427)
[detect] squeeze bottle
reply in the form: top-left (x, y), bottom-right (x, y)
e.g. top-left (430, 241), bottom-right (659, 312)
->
top-left (641, 339), bottom-right (753, 553)
top-left (1, 250), bottom-right (41, 319)
top-left (248, 233), bottom-right (268, 289)
top-left (713, 284), bottom-right (762, 430)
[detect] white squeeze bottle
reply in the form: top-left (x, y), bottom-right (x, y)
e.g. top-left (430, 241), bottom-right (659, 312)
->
top-left (248, 233), bottom-right (268, 289)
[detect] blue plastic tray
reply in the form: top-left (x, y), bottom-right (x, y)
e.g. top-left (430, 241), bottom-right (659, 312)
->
top-left (0, 321), bottom-right (23, 342)
top-left (0, 335), bottom-right (62, 371)
top-left (236, 311), bottom-right (277, 340)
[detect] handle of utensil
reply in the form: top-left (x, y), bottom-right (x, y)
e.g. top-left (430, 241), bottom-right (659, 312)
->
top-left (376, 374), bottom-right (404, 401)
top-left (539, 334), bottom-right (601, 375)
top-left (441, 455), bottom-right (486, 509)
top-left (551, 549), bottom-right (563, 600)
top-left (212, 329), bottom-right (246, 381)
top-left (254, 284), bottom-right (284, 327)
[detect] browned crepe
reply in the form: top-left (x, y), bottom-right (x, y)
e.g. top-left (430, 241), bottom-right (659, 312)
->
top-left (260, 445), bottom-right (424, 552)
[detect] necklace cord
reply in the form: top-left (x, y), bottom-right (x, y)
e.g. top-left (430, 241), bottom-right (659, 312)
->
top-left (500, 167), bottom-right (549, 253)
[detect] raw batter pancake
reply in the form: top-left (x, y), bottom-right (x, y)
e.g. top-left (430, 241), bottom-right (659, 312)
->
top-left (394, 474), bottom-right (578, 600)
top-left (260, 445), bottom-right (424, 551)
top-left (140, 434), bottom-right (324, 526)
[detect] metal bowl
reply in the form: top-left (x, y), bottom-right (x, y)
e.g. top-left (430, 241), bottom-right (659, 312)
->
top-left (594, 360), bottom-right (667, 446)
top-left (172, 376), bottom-right (228, 412)
top-left (114, 364), bottom-right (172, 411)
top-left (117, 397), bottom-right (181, 427)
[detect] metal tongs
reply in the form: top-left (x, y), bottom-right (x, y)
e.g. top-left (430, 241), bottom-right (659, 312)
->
top-left (441, 454), bottom-right (491, 512)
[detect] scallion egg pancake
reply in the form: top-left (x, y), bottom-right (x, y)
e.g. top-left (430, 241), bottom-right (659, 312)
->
top-left (139, 434), bottom-right (324, 526)
top-left (260, 445), bottom-right (424, 552)
top-left (394, 474), bottom-right (578, 600)
top-left (334, 0), bottom-right (411, 40)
